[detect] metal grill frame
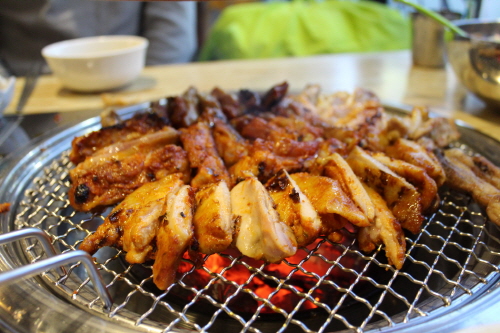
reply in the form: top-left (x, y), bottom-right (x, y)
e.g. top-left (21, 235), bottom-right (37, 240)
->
top-left (1, 104), bottom-right (500, 333)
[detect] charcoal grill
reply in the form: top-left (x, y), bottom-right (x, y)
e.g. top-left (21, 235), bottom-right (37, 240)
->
top-left (0, 104), bottom-right (500, 333)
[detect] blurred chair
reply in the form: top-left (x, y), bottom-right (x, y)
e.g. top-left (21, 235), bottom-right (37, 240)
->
top-left (198, 0), bottom-right (410, 61)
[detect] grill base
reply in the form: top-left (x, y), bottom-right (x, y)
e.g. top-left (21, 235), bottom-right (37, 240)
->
top-left (1, 104), bottom-right (500, 333)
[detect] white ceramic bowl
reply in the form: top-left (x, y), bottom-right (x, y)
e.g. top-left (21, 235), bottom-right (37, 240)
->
top-left (42, 35), bottom-right (148, 92)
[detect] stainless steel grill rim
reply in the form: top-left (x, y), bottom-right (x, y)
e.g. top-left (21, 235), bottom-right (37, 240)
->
top-left (1, 104), bottom-right (500, 333)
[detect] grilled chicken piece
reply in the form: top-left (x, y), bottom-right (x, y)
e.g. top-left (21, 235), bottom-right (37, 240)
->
top-left (235, 115), bottom-right (323, 160)
top-left (470, 155), bottom-right (500, 189)
top-left (167, 86), bottom-right (200, 129)
top-left (199, 93), bottom-right (228, 124)
top-left (438, 150), bottom-right (500, 226)
top-left (444, 148), bottom-right (500, 189)
top-left (358, 184), bottom-right (406, 270)
top-left (266, 170), bottom-right (322, 247)
top-left (69, 129), bottom-right (189, 212)
top-left (371, 153), bottom-right (439, 214)
top-left (231, 177), bottom-right (297, 262)
top-left (385, 138), bottom-right (446, 187)
top-left (236, 116), bottom-right (292, 142)
top-left (311, 88), bottom-right (383, 130)
top-left (387, 107), bottom-right (460, 148)
top-left (212, 119), bottom-right (249, 167)
top-left (79, 174), bottom-right (184, 263)
top-left (261, 81), bottom-right (289, 110)
top-left (210, 87), bottom-right (244, 120)
top-left (229, 139), bottom-right (303, 184)
top-left (346, 146), bottom-right (424, 234)
top-left (322, 153), bottom-right (375, 223)
top-left (69, 112), bottom-right (168, 165)
top-left (268, 116), bottom-right (324, 141)
top-left (290, 172), bottom-right (370, 235)
top-left (153, 185), bottom-right (195, 290)
top-left (192, 181), bottom-right (233, 254)
top-left (180, 122), bottom-right (231, 188)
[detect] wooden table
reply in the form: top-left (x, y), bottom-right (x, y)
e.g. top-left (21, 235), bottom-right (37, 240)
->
top-left (5, 50), bottom-right (500, 141)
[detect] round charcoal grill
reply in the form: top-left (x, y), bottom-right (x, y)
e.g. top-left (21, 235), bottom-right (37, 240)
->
top-left (0, 104), bottom-right (500, 333)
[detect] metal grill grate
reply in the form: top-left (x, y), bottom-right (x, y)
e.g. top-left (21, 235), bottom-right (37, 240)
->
top-left (11, 140), bottom-right (500, 333)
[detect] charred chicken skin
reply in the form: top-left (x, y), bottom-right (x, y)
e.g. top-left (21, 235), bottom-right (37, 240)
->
top-left (153, 185), bottom-right (195, 290)
top-left (69, 128), bottom-right (189, 212)
top-left (79, 174), bottom-right (184, 263)
top-left (74, 82), bottom-right (500, 290)
top-left (70, 112), bottom-right (168, 165)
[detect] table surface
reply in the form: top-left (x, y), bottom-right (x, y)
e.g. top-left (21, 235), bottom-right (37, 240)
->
top-left (3, 50), bottom-right (500, 332)
top-left (5, 50), bottom-right (500, 142)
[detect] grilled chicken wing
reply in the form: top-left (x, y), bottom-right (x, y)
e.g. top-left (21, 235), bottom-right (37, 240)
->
top-left (153, 185), bottom-right (195, 290)
top-left (70, 112), bottom-right (168, 165)
top-left (371, 153), bottom-right (439, 214)
top-left (266, 170), bottom-right (322, 247)
top-left (69, 129), bottom-right (189, 212)
top-left (438, 150), bottom-right (500, 226)
top-left (290, 172), bottom-right (370, 233)
top-left (79, 174), bottom-right (184, 263)
top-left (322, 153), bottom-right (375, 223)
top-left (231, 177), bottom-right (297, 262)
top-left (346, 146), bottom-right (424, 234)
top-left (385, 138), bottom-right (446, 187)
top-left (192, 181), bottom-right (233, 254)
top-left (358, 184), bottom-right (406, 270)
top-left (180, 122), bottom-right (231, 188)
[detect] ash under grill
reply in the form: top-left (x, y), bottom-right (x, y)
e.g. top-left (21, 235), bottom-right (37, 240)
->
top-left (10, 143), bottom-right (500, 333)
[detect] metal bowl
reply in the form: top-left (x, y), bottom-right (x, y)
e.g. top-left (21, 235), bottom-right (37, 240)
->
top-left (446, 19), bottom-right (500, 108)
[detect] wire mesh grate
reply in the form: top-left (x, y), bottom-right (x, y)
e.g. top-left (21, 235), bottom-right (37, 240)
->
top-left (11, 148), bottom-right (500, 333)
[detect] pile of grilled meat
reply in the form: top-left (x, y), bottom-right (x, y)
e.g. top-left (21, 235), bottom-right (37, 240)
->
top-left (69, 82), bottom-right (500, 290)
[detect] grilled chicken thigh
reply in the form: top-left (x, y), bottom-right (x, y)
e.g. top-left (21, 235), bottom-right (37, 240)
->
top-left (322, 152), bottom-right (375, 224)
top-left (438, 150), bottom-right (500, 226)
top-left (231, 177), bottom-right (297, 262)
top-left (229, 139), bottom-right (303, 184)
top-left (444, 148), bottom-right (500, 189)
top-left (69, 128), bottom-right (189, 212)
top-left (69, 112), bottom-right (168, 165)
top-left (153, 185), bottom-right (195, 290)
top-left (180, 122), bottom-right (231, 188)
top-left (358, 184), bottom-right (406, 270)
top-left (266, 170), bottom-right (322, 247)
top-left (167, 86), bottom-right (200, 129)
top-left (79, 174), bottom-right (184, 263)
top-left (290, 172), bottom-right (371, 239)
top-left (212, 119), bottom-right (249, 167)
top-left (192, 181), bottom-right (233, 254)
top-left (385, 138), bottom-right (446, 187)
top-left (371, 153), bottom-right (439, 214)
top-left (346, 147), bottom-right (424, 234)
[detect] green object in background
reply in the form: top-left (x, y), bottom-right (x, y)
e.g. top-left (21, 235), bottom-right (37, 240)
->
top-left (198, 0), bottom-right (411, 61)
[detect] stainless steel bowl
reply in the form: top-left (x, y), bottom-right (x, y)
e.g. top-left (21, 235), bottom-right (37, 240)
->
top-left (446, 19), bottom-right (500, 107)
